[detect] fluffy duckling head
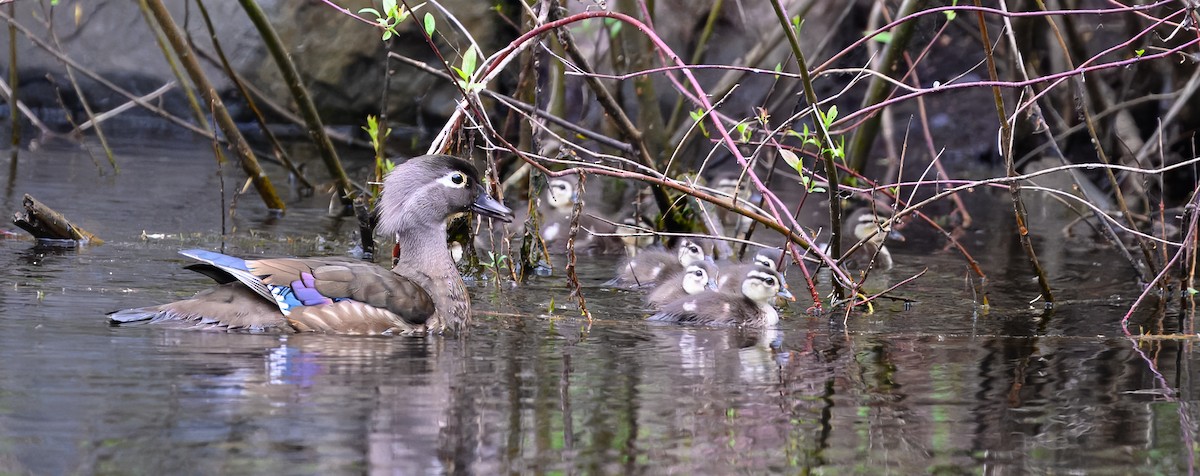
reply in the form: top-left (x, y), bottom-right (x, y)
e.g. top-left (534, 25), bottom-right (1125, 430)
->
top-left (750, 247), bottom-right (784, 270)
top-left (850, 209), bottom-right (905, 246)
top-left (545, 178), bottom-right (577, 213)
top-left (740, 268), bottom-right (795, 305)
top-left (675, 238), bottom-right (707, 267)
top-left (680, 262), bottom-right (720, 295)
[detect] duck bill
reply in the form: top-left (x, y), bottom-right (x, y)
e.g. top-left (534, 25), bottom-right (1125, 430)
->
top-left (706, 278), bottom-right (718, 291)
top-left (887, 229), bottom-right (906, 242)
top-left (472, 189), bottom-right (514, 222)
top-left (777, 287), bottom-right (796, 302)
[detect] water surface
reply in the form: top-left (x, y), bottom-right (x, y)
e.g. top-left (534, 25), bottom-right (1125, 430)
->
top-left (0, 137), bottom-right (1194, 475)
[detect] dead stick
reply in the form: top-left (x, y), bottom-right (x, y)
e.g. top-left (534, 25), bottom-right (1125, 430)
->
top-left (76, 81), bottom-right (175, 132)
top-left (12, 194), bottom-right (103, 244)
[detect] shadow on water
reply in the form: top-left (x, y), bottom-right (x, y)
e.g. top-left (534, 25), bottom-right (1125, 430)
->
top-left (0, 137), bottom-right (1195, 474)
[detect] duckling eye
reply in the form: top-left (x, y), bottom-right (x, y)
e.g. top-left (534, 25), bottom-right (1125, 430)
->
top-left (451, 173), bottom-right (465, 185)
top-left (763, 277), bottom-right (776, 286)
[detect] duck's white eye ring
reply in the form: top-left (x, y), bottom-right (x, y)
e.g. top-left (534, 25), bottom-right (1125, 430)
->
top-left (439, 171), bottom-right (469, 188)
top-left (763, 277), bottom-right (776, 286)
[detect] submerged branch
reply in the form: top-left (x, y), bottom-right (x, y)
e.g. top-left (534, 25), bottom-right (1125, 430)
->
top-left (12, 194), bottom-right (103, 244)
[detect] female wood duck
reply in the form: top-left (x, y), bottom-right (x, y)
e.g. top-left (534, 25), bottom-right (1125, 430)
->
top-left (649, 267), bottom-right (794, 328)
top-left (644, 261), bottom-right (719, 308)
top-left (606, 238), bottom-right (708, 288)
top-left (109, 154), bottom-right (514, 335)
top-left (840, 207), bottom-right (904, 271)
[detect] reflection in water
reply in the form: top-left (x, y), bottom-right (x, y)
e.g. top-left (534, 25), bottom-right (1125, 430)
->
top-left (0, 137), bottom-right (1195, 474)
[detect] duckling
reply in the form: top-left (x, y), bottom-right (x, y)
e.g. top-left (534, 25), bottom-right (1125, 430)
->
top-left (711, 172), bottom-right (757, 238)
top-left (607, 237), bottom-right (707, 288)
top-left (644, 261), bottom-right (720, 308)
top-left (540, 177), bottom-right (624, 255)
top-left (614, 215), bottom-right (656, 256)
top-left (839, 207), bottom-right (904, 271)
top-left (649, 267), bottom-right (794, 328)
top-left (716, 247), bottom-right (784, 292)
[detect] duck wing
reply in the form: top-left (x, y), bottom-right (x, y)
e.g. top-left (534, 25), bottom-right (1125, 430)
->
top-left (110, 250), bottom-right (435, 334)
top-left (108, 283), bottom-right (289, 332)
top-left (248, 257), bottom-right (436, 327)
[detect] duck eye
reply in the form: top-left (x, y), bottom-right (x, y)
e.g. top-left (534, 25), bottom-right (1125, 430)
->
top-left (764, 278), bottom-right (775, 286)
top-left (440, 171), bottom-right (469, 188)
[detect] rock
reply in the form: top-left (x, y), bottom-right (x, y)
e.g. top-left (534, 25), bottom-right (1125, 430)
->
top-left (0, 0), bottom-right (514, 131)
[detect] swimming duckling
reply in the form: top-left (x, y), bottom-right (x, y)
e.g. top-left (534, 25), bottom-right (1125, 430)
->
top-left (644, 261), bottom-right (720, 308)
top-left (716, 247), bottom-right (784, 292)
top-left (711, 172), bottom-right (757, 238)
top-left (614, 215), bottom-right (656, 256)
top-left (840, 207), bottom-right (904, 271)
top-left (607, 238), bottom-right (707, 288)
top-left (649, 267), bottom-right (794, 328)
top-left (540, 177), bottom-right (624, 255)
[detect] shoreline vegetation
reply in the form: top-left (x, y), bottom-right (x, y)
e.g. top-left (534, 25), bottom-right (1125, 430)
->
top-left (0, 0), bottom-right (1195, 337)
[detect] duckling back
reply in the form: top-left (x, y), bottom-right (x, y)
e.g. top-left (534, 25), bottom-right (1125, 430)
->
top-left (607, 238), bottom-right (708, 288)
top-left (644, 261), bottom-right (719, 308)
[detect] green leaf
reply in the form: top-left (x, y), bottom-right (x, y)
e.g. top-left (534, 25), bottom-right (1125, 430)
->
top-left (736, 122), bottom-right (751, 142)
top-left (811, 187), bottom-right (826, 193)
top-left (423, 12), bottom-right (436, 35)
top-left (872, 31), bottom-right (893, 44)
top-left (358, 7), bottom-right (382, 18)
top-left (688, 109), bottom-right (709, 138)
top-left (605, 18), bottom-right (622, 37)
top-left (461, 45), bottom-right (478, 78)
top-left (382, 0), bottom-right (397, 16)
top-left (382, 30), bottom-right (393, 41)
top-left (1135, 48), bottom-right (1145, 57)
top-left (1188, 287), bottom-right (1198, 296)
top-left (779, 149), bottom-right (802, 173)
top-left (363, 115), bottom-right (379, 138)
top-left (823, 105), bottom-right (838, 127)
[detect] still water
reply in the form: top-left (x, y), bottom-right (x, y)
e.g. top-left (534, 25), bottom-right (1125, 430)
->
top-left (0, 137), bottom-right (1195, 474)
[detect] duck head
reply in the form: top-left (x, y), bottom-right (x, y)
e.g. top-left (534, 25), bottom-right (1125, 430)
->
top-left (741, 268), bottom-right (795, 305)
top-left (377, 154), bottom-right (513, 237)
top-left (676, 238), bottom-right (707, 267)
top-left (545, 177), bottom-right (577, 213)
top-left (680, 262), bottom-right (720, 294)
top-left (751, 247), bottom-right (784, 270)
top-left (851, 209), bottom-right (904, 246)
